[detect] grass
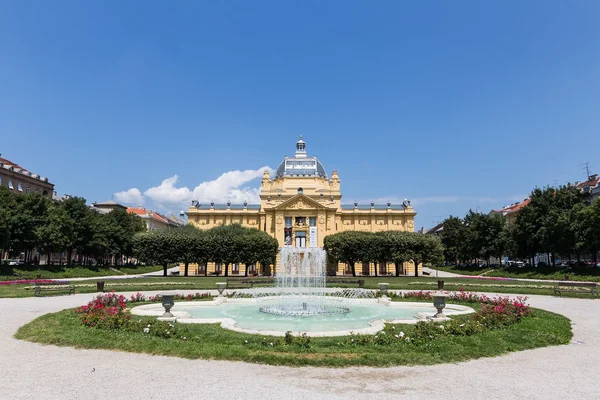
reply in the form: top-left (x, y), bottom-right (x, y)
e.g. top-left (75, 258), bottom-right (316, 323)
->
top-left (1, 275), bottom-right (599, 298)
top-left (14, 303), bottom-right (572, 367)
top-left (0, 264), bottom-right (164, 281)
top-left (434, 264), bottom-right (600, 282)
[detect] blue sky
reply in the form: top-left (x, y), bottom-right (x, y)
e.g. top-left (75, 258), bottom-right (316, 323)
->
top-left (1, 1), bottom-right (599, 229)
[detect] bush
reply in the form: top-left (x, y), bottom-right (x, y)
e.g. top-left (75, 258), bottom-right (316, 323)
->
top-left (74, 293), bottom-right (130, 329)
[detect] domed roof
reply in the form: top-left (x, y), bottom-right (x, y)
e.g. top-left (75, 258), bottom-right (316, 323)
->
top-left (274, 136), bottom-right (328, 179)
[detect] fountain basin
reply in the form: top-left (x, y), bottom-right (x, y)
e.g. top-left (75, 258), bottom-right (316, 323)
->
top-left (131, 298), bottom-right (475, 337)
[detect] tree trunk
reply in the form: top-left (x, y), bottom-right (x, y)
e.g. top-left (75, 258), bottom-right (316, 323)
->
top-left (205, 263), bottom-right (208, 277)
top-left (395, 261), bottom-right (400, 276)
top-left (224, 263), bottom-right (229, 277)
top-left (374, 262), bottom-right (378, 277)
top-left (163, 262), bottom-right (168, 276)
top-left (414, 259), bottom-right (420, 277)
top-left (350, 261), bottom-right (356, 277)
top-left (244, 264), bottom-right (249, 277)
top-left (184, 261), bottom-right (189, 277)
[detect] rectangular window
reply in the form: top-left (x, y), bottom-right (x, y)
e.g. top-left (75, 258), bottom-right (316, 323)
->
top-left (309, 217), bottom-right (317, 226)
top-left (0, 177), bottom-right (2, 185)
top-left (17, 183), bottom-right (23, 191)
top-left (379, 262), bottom-right (387, 275)
top-left (197, 263), bottom-right (206, 275)
top-left (26, 186), bottom-right (31, 194)
top-left (232, 263), bottom-right (239, 274)
top-left (362, 262), bottom-right (370, 275)
top-left (248, 263), bottom-right (256, 273)
top-left (295, 216), bottom-right (306, 226)
top-left (8, 180), bottom-right (14, 189)
top-left (215, 263), bottom-right (222, 273)
top-left (285, 217), bottom-right (292, 227)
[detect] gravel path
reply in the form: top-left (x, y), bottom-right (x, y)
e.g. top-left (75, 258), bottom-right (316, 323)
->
top-left (0, 290), bottom-right (596, 400)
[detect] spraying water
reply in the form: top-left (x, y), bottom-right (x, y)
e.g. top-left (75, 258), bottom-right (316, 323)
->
top-left (259, 247), bottom-right (350, 316)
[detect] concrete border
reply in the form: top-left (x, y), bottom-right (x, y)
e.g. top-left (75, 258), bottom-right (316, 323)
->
top-left (130, 298), bottom-right (475, 337)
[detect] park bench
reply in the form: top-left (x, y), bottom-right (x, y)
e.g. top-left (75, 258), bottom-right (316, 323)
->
top-left (169, 271), bottom-right (180, 276)
top-left (553, 281), bottom-right (599, 298)
top-left (225, 278), bottom-right (274, 289)
top-left (326, 279), bottom-right (365, 288)
top-left (34, 281), bottom-right (75, 296)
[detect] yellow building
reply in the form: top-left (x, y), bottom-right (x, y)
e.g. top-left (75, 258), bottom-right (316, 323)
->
top-left (185, 137), bottom-right (417, 276)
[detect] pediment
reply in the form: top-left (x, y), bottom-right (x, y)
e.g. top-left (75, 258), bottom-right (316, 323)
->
top-left (272, 194), bottom-right (329, 210)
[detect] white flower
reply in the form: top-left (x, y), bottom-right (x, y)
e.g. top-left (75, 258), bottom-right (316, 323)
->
top-left (183, 337), bottom-right (187, 340)
top-left (351, 339), bottom-right (355, 343)
top-left (269, 342), bottom-right (274, 346)
top-left (399, 331), bottom-right (405, 338)
top-left (244, 340), bottom-right (248, 344)
top-left (439, 325), bottom-right (445, 330)
top-left (143, 328), bottom-right (150, 333)
top-left (459, 323), bottom-right (465, 327)
top-left (147, 324), bottom-right (151, 328)
top-left (394, 335), bottom-right (399, 338)
top-left (166, 331), bottom-right (170, 334)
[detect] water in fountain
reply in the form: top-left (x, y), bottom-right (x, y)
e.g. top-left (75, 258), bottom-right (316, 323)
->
top-left (259, 247), bottom-right (351, 316)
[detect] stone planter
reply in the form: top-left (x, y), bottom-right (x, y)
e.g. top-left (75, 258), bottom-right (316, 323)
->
top-left (161, 294), bottom-right (175, 319)
top-left (378, 282), bottom-right (389, 298)
top-left (432, 292), bottom-right (448, 319)
top-left (216, 282), bottom-right (227, 297)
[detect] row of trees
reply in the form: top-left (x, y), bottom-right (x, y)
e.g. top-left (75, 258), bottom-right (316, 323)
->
top-left (133, 224), bottom-right (280, 276)
top-left (440, 186), bottom-right (600, 265)
top-left (323, 230), bottom-right (444, 277)
top-left (0, 187), bottom-right (146, 265)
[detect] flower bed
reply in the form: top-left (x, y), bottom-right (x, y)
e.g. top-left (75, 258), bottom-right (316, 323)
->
top-left (343, 290), bottom-right (533, 346)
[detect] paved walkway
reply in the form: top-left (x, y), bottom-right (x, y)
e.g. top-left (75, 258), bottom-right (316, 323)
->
top-left (48, 266), bottom-right (180, 282)
top-left (0, 290), bottom-right (597, 400)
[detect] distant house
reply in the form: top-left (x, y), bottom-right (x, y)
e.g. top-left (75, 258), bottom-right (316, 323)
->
top-left (0, 155), bottom-right (54, 197)
top-left (127, 207), bottom-right (182, 230)
top-left (90, 200), bottom-right (128, 215)
top-left (489, 198), bottom-right (531, 225)
top-left (426, 222), bottom-right (444, 236)
top-left (575, 174), bottom-right (599, 204)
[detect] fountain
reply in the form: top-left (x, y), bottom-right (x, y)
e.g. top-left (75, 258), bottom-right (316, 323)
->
top-left (131, 247), bottom-right (475, 336)
top-left (258, 247), bottom-right (351, 316)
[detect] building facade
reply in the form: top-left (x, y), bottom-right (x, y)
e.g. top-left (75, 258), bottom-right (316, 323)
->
top-left (185, 137), bottom-right (418, 276)
top-left (127, 206), bottom-right (183, 230)
top-left (0, 155), bottom-right (54, 197)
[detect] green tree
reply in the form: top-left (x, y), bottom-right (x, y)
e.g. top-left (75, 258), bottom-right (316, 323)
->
top-left (440, 216), bottom-right (467, 265)
top-left (10, 193), bottom-right (51, 262)
top-left (323, 231), bottom-right (372, 277)
top-left (36, 203), bottom-right (72, 264)
top-left (0, 187), bottom-right (17, 257)
top-left (575, 200), bottom-right (600, 264)
top-left (133, 230), bottom-right (178, 276)
top-left (376, 231), bottom-right (413, 276)
top-left (409, 232), bottom-right (444, 277)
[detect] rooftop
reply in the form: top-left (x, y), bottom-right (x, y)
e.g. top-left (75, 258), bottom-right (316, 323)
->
top-left (274, 136), bottom-right (328, 179)
top-left (0, 155), bottom-right (51, 184)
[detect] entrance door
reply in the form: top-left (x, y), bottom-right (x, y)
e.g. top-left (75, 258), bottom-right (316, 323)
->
top-left (295, 232), bottom-right (306, 247)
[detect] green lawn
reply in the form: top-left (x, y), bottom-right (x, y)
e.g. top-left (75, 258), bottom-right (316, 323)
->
top-left (434, 264), bottom-right (600, 282)
top-left (0, 264), bottom-right (164, 281)
top-left (2, 275), bottom-right (598, 299)
top-left (14, 304), bottom-right (572, 367)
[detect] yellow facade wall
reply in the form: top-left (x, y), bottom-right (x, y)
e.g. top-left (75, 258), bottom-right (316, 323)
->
top-left (183, 146), bottom-right (418, 276)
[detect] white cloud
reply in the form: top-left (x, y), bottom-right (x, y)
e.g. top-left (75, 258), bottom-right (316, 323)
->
top-left (113, 188), bottom-right (144, 206)
top-left (144, 175), bottom-right (193, 209)
top-left (117, 166), bottom-right (272, 211)
top-left (191, 167), bottom-right (271, 204)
